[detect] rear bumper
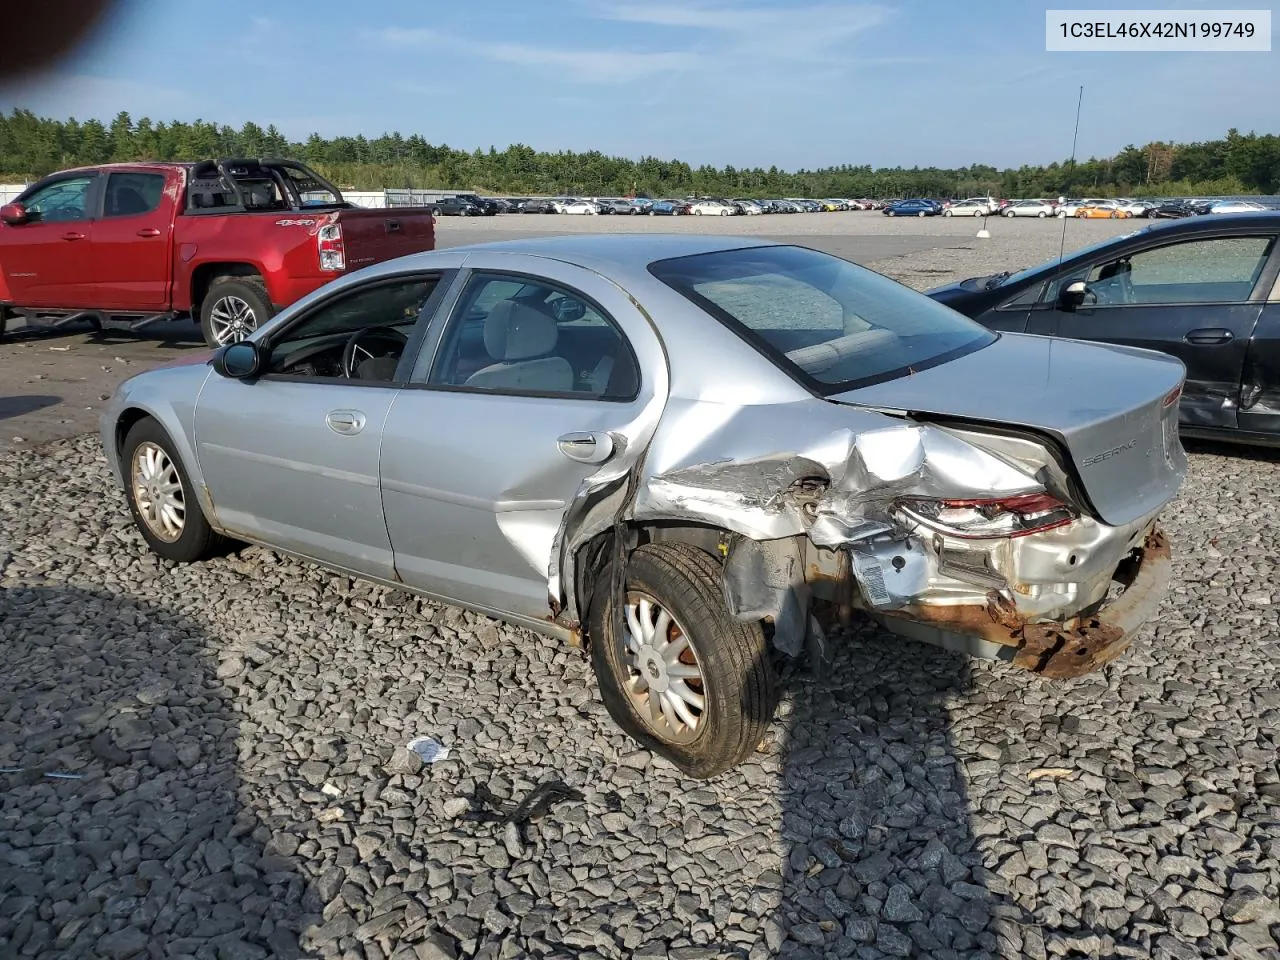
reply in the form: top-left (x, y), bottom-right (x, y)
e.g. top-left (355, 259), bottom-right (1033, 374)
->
top-left (873, 526), bottom-right (1171, 678)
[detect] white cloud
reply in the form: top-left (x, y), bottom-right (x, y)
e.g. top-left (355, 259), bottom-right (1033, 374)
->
top-left (594, 1), bottom-right (893, 40)
top-left (485, 43), bottom-right (692, 82)
top-left (0, 73), bottom-right (192, 121)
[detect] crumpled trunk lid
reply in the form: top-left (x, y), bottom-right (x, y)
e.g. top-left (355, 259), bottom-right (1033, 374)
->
top-left (827, 333), bottom-right (1187, 527)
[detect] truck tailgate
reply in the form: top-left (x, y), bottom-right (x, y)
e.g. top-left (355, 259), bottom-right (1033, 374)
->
top-left (335, 208), bottom-right (435, 270)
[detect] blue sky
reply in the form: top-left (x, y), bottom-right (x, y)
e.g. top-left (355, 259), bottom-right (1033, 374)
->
top-left (0, 0), bottom-right (1276, 170)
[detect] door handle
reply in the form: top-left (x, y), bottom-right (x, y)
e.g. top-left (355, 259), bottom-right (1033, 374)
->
top-left (325, 410), bottom-right (366, 435)
top-left (136, 227), bottom-right (161, 238)
top-left (1184, 328), bottom-right (1233, 345)
top-left (557, 431), bottom-right (616, 464)
top-left (61, 231), bottom-right (85, 241)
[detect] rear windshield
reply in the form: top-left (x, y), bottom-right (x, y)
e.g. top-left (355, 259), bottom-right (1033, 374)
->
top-left (649, 245), bottom-right (997, 393)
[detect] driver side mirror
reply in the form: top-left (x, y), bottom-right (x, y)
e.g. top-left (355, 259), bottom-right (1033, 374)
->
top-left (0, 202), bottom-right (29, 226)
top-left (1058, 279), bottom-right (1088, 311)
top-left (212, 341), bottom-right (262, 379)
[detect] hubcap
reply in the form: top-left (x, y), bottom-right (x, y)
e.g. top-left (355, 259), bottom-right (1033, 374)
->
top-left (131, 442), bottom-right (186, 542)
top-left (208, 295), bottom-right (258, 344)
top-left (620, 593), bottom-right (707, 743)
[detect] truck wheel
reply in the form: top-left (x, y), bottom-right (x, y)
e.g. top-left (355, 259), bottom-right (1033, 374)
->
top-left (588, 542), bottom-right (776, 779)
top-left (122, 417), bottom-right (223, 563)
top-left (200, 277), bottom-right (273, 348)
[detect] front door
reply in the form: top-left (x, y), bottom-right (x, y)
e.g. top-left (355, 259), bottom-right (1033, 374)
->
top-left (1030, 234), bottom-right (1276, 431)
top-left (193, 273), bottom-right (442, 579)
top-left (0, 173), bottom-right (99, 307)
top-left (380, 262), bottom-right (663, 620)
top-left (92, 170), bottom-right (176, 311)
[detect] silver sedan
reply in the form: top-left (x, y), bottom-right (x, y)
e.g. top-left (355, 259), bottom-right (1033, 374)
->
top-left (101, 236), bottom-right (1186, 777)
top-left (1002, 200), bottom-right (1057, 217)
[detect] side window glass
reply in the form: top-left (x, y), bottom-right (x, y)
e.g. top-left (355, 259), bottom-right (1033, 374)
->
top-left (104, 173), bottom-right (166, 218)
top-left (426, 274), bottom-right (640, 399)
top-left (1081, 237), bottom-right (1274, 307)
top-left (1000, 282), bottom-right (1046, 310)
top-left (22, 177), bottom-right (94, 223)
top-left (266, 277), bottom-right (438, 380)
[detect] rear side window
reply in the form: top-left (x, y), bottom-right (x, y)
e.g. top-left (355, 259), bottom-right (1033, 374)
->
top-left (104, 173), bottom-right (166, 218)
top-left (650, 245), bottom-right (995, 393)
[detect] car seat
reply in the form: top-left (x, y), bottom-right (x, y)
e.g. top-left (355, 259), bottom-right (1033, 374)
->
top-left (464, 300), bottom-right (574, 393)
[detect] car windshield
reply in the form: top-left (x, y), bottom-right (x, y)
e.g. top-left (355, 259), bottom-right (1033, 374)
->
top-left (650, 244), bottom-right (997, 393)
top-left (992, 227), bottom-right (1155, 287)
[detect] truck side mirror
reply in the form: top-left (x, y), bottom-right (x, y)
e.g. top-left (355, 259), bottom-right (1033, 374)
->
top-left (0, 202), bottom-right (29, 226)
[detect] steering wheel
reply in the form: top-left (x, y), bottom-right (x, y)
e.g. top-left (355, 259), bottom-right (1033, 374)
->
top-left (341, 326), bottom-right (409, 379)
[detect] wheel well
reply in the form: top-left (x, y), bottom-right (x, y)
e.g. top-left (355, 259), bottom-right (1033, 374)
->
top-left (191, 263), bottom-right (263, 313)
top-left (113, 407), bottom-right (154, 467)
top-left (572, 521), bottom-right (730, 634)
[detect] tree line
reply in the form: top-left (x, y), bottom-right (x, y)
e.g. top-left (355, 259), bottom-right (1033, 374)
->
top-left (1, 109), bottom-right (1278, 199)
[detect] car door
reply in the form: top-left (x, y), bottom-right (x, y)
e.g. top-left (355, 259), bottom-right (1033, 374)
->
top-left (193, 272), bottom-right (449, 579)
top-left (1236, 256), bottom-right (1280, 438)
top-left (91, 169), bottom-right (178, 311)
top-left (0, 172), bottom-right (100, 307)
top-left (1029, 233), bottom-right (1278, 431)
top-left (379, 256), bottom-right (666, 622)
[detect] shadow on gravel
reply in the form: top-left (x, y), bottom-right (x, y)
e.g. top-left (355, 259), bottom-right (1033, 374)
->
top-left (0, 585), bottom-right (311, 959)
top-left (765, 617), bottom-right (1014, 958)
top-left (0, 396), bottom-right (61, 420)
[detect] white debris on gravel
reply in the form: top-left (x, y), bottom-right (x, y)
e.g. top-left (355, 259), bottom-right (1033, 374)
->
top-left (2, 226), bottom-right (1278, 959)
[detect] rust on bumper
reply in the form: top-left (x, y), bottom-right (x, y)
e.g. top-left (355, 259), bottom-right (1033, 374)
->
top-left (878, 528), bottom-right (1171, 679)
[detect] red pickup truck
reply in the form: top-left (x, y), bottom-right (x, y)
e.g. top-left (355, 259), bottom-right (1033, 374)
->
top-left (0, 158), bottom-right (435, 346)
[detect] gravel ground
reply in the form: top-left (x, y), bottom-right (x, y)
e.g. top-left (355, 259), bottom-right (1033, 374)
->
top-left (3, 215), bottom-right (1279, 960)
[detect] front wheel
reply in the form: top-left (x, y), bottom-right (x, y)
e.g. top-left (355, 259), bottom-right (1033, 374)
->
top-left (944, 209), bottom-right (953, 217)
top-left (122, 417), bottom-right (223, 563)
top-left (200, 277), bottom-right (274, 347)
top-left (589, 543), bottom-right (776, 779)
top-left (918, 211), bottom-right (926, 217)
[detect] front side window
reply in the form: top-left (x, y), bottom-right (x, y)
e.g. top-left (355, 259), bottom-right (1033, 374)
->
top-left (22, 177), bottom-right (95, 223)
top-left (104, 173), bottom-right (166, 218)
top-left (265, 277), bottom-right (438, 380)
top-left (650, 244), bottom-right (996, 392)
top-left (425, 274), bottom-right (639, 399)
top-left (1082, 236), bottom-right (1274, 305)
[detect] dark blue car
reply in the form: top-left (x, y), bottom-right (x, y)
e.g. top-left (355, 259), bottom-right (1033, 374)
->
top-left (883, 199), bottom-right (938, 217)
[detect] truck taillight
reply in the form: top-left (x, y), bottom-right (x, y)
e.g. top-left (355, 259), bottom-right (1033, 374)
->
top-left (318, 223), bottom-right (345, 272)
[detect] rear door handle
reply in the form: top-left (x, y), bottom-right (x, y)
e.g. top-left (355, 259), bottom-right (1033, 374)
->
top-left (136, 227), bottom-right (161, 238)
top-left (61, 231), bottom-right (85, 241)
top-left (1185, 328), bottom-right (1233, 345)
top-left (557, 431), bottom-right (616, 464)
top-left (325, 410), bottom-right (366, 435)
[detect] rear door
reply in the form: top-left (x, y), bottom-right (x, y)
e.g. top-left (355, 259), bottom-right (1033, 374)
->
top-left (1237, 255), bottom-right (1280, 438)
top-left (335, 209), bottom-right (435, 271)
top-left (91, 168), bottom-right (179, 310)
top-left (379, 254), bottom-right (666, 621)
top-left (1029, 233), bottom-right (1278, 431)
top-left (0, 172), bottom-right (100, 307)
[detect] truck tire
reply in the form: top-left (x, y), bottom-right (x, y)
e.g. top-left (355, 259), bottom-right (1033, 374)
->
top-left (199, 277), bottom-right (274, 348)
top-left (588, 542), bottom-right (777, 779)
top-left (0, 305), bottom-right (10, 339)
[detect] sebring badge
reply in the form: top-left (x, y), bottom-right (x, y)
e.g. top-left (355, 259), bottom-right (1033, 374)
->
top-left (1082, 438), bottom-right (1138, 467)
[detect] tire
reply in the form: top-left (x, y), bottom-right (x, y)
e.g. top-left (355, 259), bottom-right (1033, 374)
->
top-left (0, 304), bottom-right (10, 339)
top-left (943, 209), bottom-right (953, 217)
top-left (693, 209), bottom-right (702, 215)
top-left (199, 276), bottom-right (274, 348)
top-left (649, 210), bottom-right (656, 216)
top-left (918, 211), bottom-right (926, 217)
top-left (1004, 209), bottom-right (1016, 217)
top-left (588, 542), bottom-right (776, 779)
top-left (887, 210), bottom-right (896, 217)
top-left (1038, 211), bottom-right (1047, 218)
top-left (122, 417), bottom-right (223, 563)
top-left (1109, 211), bottom-right (1118, 219)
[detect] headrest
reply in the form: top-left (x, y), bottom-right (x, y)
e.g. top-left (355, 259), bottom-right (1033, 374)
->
top-left (484, 300), bottom-right (558, 361)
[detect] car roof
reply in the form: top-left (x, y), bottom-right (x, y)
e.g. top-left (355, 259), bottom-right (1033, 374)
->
top-left (432, 234), bottom-right (781, 272)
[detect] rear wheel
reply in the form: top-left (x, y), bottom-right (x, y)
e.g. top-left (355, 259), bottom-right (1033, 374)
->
top-left (122, 417), bottom-right (223, 563)
top-left (589, 543), bottom-right (776, 779)
top-left (1038, 210), bottom-right (1047, 218)
top-left (887, 210), bottom-right (896, 217)
top-left (918, 210), bottom-right (926, 217)
top-left (199, 277), bottom-right (273, 348)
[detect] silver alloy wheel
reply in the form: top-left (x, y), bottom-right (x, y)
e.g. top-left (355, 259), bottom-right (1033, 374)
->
top-left (621, 592), bottom-right (707, 743)
top-left (208, 295), bottom-right (258, 345)
top-left (131, 441), bottom-right (186, 543)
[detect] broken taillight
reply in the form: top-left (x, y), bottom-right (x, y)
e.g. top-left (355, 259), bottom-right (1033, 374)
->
top-left (318, 222), bottom-right (345, 272)
top-left (1162, 385), bottom-right (1182, 407)
top-left (896, 492), bottom-right (1076, 539)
